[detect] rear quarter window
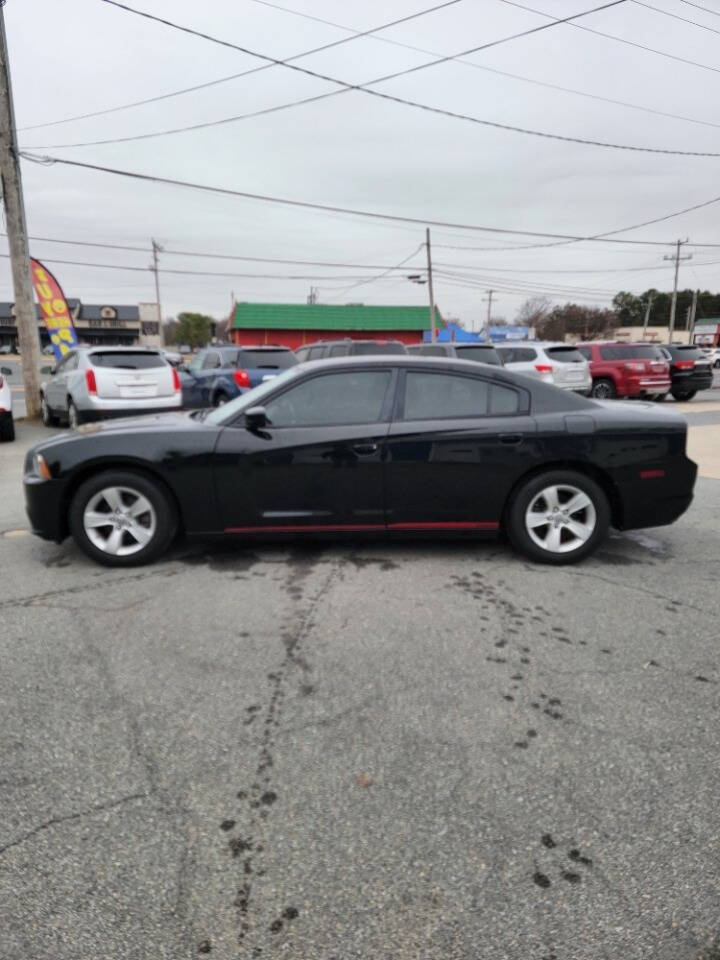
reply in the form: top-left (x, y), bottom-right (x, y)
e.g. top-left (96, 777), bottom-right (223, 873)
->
top-left (600, 345), bottom-right (665, 360)
top-left (545, 347), bottom-right (586, 363)
top-left (89, 352), bottom-right (165, 369)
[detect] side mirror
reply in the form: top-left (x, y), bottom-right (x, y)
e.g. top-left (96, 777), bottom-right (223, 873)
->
top-left (245, 406), bottom-right (267, 430)
top-left (1, 366), bottom-right (11, 376)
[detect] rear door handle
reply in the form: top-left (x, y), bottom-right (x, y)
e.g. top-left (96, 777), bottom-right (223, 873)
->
top-left (352, 442), bottom-right (379, 456)
top-left (499, 433), bottom-right (523, 445)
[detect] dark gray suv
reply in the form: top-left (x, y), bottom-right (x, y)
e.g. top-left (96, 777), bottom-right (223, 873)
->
top-left (295, 339), bottom-right (407, 361)
top-left (407, 342), bottom-right (503, 366)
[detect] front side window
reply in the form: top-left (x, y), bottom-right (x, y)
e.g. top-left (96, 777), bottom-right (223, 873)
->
top-left (264, 370), bottom-right (392, 427)
top-left (308, 346), bottom-right (325, 360)
top-left (403, 372), bottom-right (520, 419)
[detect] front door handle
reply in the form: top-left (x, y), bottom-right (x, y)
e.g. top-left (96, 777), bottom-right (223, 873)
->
top-left (352, 442), bottom-right (379, 456)
top-left (499, 433), bottom-right (522, 445)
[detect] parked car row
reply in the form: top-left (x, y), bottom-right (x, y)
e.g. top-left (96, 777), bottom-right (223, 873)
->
top-left (11, 334), bottom-right (716, 445)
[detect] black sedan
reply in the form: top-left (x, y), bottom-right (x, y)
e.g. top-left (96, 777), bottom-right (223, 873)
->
top-left (24, 356), bottom-right (697, 567)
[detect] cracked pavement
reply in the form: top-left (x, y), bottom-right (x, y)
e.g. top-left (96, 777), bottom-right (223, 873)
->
top-left (1, 422), bottom-right (719, 959)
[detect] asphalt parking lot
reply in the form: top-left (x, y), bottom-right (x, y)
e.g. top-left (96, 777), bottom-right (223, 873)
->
top-left (1, 421), bottom-right (720, 960)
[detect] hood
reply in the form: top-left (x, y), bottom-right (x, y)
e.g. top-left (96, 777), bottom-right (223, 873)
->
top-left (31, 410), bottom-right (207, 456)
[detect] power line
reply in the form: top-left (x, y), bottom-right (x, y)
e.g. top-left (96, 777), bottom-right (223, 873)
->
top-left (23, 152), bottom-right (720, 248)
top-left (26, 2), bottom-right (720, 157)
top-left (19, 0), bottom-right (719, 144)
top-left (631, 0), bottom-right (720, 34)
top-left (0, 251), bottom-right (407, 281)
top-left (323, 246), bottom-right (425, 302)
top-left (499, 0), bottom-right (720, 77)
top-left (676, 0), bottom-right (720, 16)
top-left (18, 0), bottom-right (462, 133)
top-left (38, 1), bottom-right (713, 159)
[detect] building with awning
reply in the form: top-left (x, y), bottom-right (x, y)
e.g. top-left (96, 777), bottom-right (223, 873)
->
top-left (228, 302), bottom-right (441, 350)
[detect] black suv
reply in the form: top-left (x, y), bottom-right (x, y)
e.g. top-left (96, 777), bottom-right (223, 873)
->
top-left (660, 344), bottom-right (713, 401)
top-left (295, 339), bottom-right (408, 361)
top-left (407, 342), bottom-right (503, 366)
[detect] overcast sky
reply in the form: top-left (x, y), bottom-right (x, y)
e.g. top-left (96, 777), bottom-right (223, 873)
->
top-left (3, 0), bottom-right (720, 328)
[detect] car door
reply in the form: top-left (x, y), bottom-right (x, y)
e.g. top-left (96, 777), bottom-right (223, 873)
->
top-left (213, 367), bottom-right (396, 531)
top-left (384, 369), bottom-right (535, 530)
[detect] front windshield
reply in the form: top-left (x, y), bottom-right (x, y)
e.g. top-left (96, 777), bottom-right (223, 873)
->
top-left (204, 365), bottom-right (302, 425)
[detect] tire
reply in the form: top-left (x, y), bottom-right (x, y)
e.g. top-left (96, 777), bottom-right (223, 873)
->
top-left (67, 399), bottom-right (84, 429)
top-left (714, 360), bottom-right (720, 369)
top-left (68, 470), bottom-right (178, 567)
top-left (506, 470), bottom-right (610, 565)
top-left (590, 378), bottom-right (616, 400)
top-left (0, 412), bottom-right (14, 442)
top-left (41, 393), bottom-right (58, 427)
top-left (652, 393), bottom-right (668, 402)
top-left (671, 389), bottom-right (696, 402)
top-left (213, 392), bottom-right (229, 407)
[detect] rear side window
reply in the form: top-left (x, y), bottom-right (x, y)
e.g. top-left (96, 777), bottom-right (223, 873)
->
top-left (545, 347), bottom-right (585, 363)
top-left (498, 347), bottom-right (537, 363)
top-left (351, 342), bottom-right (406, 355)
top-left (454, 346), bottom-right (502, 365)
top-left (600, 345), bottom-right (665, 360)
top-left (403, 372), bottom-right (521, 419)
top-left (410, 345), bottom-right (448, 357)
top-left (239, 349), bottom-right (297, 369)
top-left (89, 352), bottom-right (165, 369)
top-left (308, 346), bottom-right (325, 360)
top-left (329, 344), bottom-right (350, 357)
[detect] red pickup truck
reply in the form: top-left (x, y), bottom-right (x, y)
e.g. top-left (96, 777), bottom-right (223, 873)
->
top-left (575, 342), bottom-right (671, 400)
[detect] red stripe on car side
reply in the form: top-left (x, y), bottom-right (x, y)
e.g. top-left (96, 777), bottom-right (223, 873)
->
top-left (388, 521), bottom-right (500, 531)
top-left (224, 521), bottom-right (499, 533)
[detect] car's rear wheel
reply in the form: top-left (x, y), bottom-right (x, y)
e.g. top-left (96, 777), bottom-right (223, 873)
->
top-left (41, 393), bottom-right (57, 426)
top-left (651, 393), bottom-right (668, 402)
top-left (506, 470), bottom-right (610, 565)
top-left (0, 412), bottom-right (14, 442)
top-left (590, 378), bottom-right (616, 400)
top-left (69, 470), bottom-right (177, 567)
top-left (671, 389), bottom-right (696, 402)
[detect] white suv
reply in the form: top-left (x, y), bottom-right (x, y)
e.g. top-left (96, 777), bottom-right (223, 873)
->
top-left (40, 346), bottom-right (182, 429)
top-left (494, 342), bottom-right (592, 395)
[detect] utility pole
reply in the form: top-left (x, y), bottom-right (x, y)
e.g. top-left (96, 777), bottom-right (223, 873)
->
top-left (642, 292), bottom-right (654, 339)
top-left (151, 238), bottom-right (165, 347)
top-left (663, 239), bottom-right (692, 342)
top-left (0, 6), bottom-right (41, 418)
top-left (688, 288), bottom-right (698, 343)
top-left (426, 227), bottom-right (436, 342)
top-left (485, 289), bottom-right (494, 327)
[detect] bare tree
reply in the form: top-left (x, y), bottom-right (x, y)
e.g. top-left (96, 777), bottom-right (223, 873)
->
top-left (515, 297), bottom-right (552, 327)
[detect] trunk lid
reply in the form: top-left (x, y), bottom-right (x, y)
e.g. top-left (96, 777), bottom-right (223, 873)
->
top-left (89, 350), bottom-right (174, 399)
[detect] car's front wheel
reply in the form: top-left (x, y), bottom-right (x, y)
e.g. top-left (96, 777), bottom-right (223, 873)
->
top-left (590, 378), bottom-right (616, 400)
top-left (68, 470), bottom-right (178, 566)
top-left (67, 399), bottom-right (84, 429)
top-left (506, 470), bottom-right (610, 565)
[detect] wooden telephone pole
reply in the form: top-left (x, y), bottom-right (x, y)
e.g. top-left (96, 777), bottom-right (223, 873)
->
top-left (0, 6), bottom-right (41, 417)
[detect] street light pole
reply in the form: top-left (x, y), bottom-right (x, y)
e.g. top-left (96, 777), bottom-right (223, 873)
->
top-left (425, 227), bottom-right (436, 343)
top-left (0, 6), bottom-right (41, 418)
top-left (663, 239), bottom-right (692, 342)
top-left (151, 238), bottom-right (165, 348)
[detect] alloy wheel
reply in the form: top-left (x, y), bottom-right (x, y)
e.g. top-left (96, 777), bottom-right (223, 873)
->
top-left (525, 484), bottom-right (597, 554)
top-left (68, 402), bottom-right (79, 430)
top-left (83, 486), bottom-right (157, 557)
